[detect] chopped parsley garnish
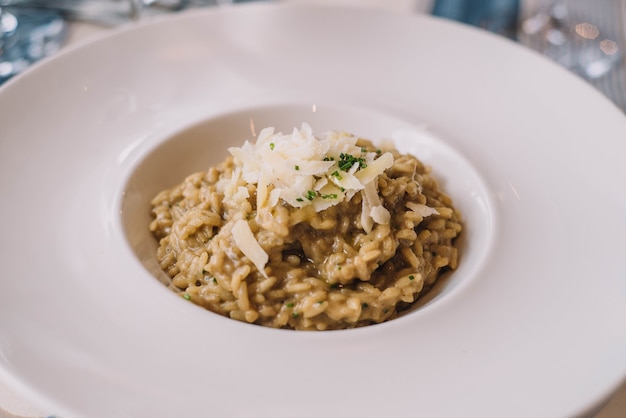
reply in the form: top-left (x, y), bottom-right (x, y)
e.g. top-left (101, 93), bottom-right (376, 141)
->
top-left (269, 142), bottom-right (275, 150)
top-left (182, 293), bottom-right (191, 300)
top-left (296, 198), bottom-right (304, 202)
top-left (306, 190), bottom-right (316, 201)
top-left (331, 170), bottom-right (342, 179)
top-left (376, 148), bottom-right (382, 155)
top-left (338, 153), bottom-right (367, 171)
top-left (361, 147), bottom-right (367, 153)
top-left (409, 275), bottom-right (415, 281)
top-left (323, 156), bottom-right (335, 161)
top-left (320, 193), bottom-right (337, 200)
top-left (285, 302), bottom-right (295, 308)
top-left (292, 312), bottom-right (300, 319)
top-left (295, 165), bottom-right (300, 171)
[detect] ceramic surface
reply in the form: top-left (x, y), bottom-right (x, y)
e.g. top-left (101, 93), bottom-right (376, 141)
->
top-left (1, 4), bottom-right (625, 418)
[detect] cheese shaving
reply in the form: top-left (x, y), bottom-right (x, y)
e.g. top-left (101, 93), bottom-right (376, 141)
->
top-left (228, 124), bottom-right (394, 223)
top-left (406, 202), bottom-right (439, 217)
top-left (231, 219), bottom-right (269, 278)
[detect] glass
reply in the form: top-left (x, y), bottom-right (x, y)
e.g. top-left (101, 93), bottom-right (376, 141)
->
top-left (518, 0), bottom-right (626, 111)
top-left (431, 0), bottom-right (626, 112)
top-left (431, 0), bottom-right (521, 39)
top-left (0, 0), bottom-right (243, 85)
top-left (518, 0), bottom-right (623, 79)
top-left (0, 4), bottom-right (67, 83)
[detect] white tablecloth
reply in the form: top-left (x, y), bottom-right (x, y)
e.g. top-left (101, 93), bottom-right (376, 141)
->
top-left (1, 1), bottom-right (625, 417)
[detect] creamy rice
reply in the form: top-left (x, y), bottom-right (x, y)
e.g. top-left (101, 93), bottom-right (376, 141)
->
top-left (149, 125), bottom-right (462, 330)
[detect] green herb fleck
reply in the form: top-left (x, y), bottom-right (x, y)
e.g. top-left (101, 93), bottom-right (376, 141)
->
top-left (320, 193), bottom-right (338, 200)
top-left (292, 312), bottom-right (300, 319)
top-left (295, 165), bottom-right (300, 171)
top-left (296, 198), bottom-right (304, 202)
top-left (361, 147), bottom-right (367, 153)
top-left (340, 187), bottom-right (345, 192)
top-left (376, 148), bottom-right (382, 155)
top-left (285, 302), bottom-right (295, 308)
top-left (338, 153), bottom-right (367, 171)
top-left (182, 293), bottom-right (191, 300)
top-left (409, 275), bottom-right (415, 281)
top-left (269, 143), bottom-right (275, 150)
top-left (212, 278), bottom-right (217, 284)
top-left (331, 170), bottom-right (342, 180)
top-left (323, 156), bottom-right (335, 161)
top-left (306, 190), bottom-right (317, 201)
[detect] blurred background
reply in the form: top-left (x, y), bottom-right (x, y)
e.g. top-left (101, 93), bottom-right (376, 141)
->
top-left (0, 0), bottom-right (625, 112)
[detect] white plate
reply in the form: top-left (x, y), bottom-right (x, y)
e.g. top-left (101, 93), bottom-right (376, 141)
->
top-left (1, 3), bottom-right (626, 418)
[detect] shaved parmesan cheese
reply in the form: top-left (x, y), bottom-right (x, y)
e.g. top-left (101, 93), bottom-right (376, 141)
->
top-left (267, 187), bottom-right (281, 208)
top-left (231, 219), bottom-right (269, 277)
top-left (361, 194), bottom-right (374, 233)
top-left (234, 186), bottom-right (249, 201)
top-left (371, 205), bottom-right (391, 224)
top-left (331, 170), bottom-right (362, 191)
top-left (312, 184), bottom-right (345, 212)
top-left (363, 181), bottom-right (382, 207)
top-left (362, 181), bottom-right (391, 228)
top-left (228, 124), bottom-right (396, 230)
top-left (406, 202), bottom-right (439, 217)
top-left (256, 172), bottom-right (270, 210)
top-left (354, 152), bottom-right (394, 185)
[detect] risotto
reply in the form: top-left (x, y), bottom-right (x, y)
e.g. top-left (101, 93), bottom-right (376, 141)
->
top-left (149, 124), bottom-right (462, 330)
